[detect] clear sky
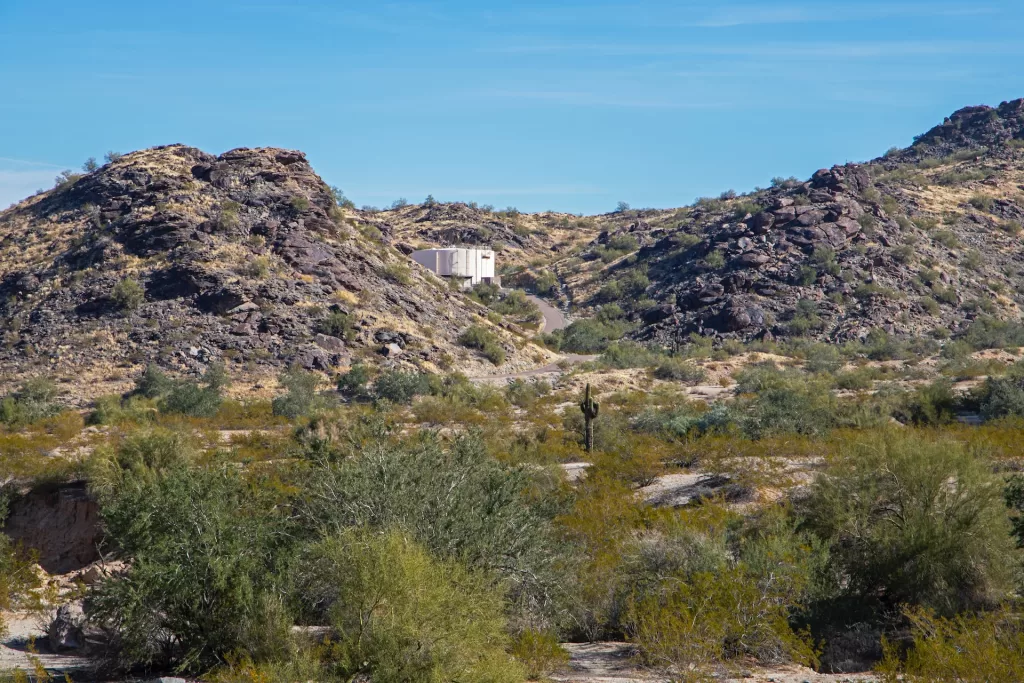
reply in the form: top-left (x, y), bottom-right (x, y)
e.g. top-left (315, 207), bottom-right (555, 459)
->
top-left (2, 1), bottom-right (1023, 214)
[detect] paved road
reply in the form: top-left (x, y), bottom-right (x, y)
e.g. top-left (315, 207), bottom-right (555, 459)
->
top-left (526, 294), bottom-right (567, 333)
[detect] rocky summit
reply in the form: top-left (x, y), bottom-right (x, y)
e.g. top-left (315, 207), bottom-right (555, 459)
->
top-left (549, 99), bottom-right (1024, 347)
top-left (0, 145), bottom-right (542, 400)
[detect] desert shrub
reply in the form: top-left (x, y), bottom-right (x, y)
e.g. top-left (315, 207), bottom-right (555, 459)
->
top-left (739, 375), bottom-right (837, 439)
top-left (932, 229), bottom-right (959, 248)
top-left (337, 363), bottom-right (372, 400)
top-left (132, 364), bottom-right (175, 399)
top-left (703, 250), bottom-right (726, 269)
top-left (653, 357), bottom-right (707, 384)
top-left (504, 379), bottom-right (551, 409)
top-left (300, 529), bottom-right (523, 683)
top-left (89, 393), bottom-right (156, 426)
top-left (627, 506), bottom-right (823, 677)
top-left (961, 316), bottom-right (1024, 350)
top-left (834, 367), bottom-right (879, 391)
top-left (383, 262), bottom-right (412, 284)
top-left (491, 290), bottom-right (542, 325)
top-left (371, 370), bottom-right (431, 404)
top-left (0, 377), bottom-right (61, 427)
top-left (599, 341), bottom-right (665, 369)
top-left (159, 364), bottom-right (227, 418)
top-left (801, 430), bottom-right (1017, 617)
top-left (968, 193), bottom-right (994, 211)
top-left (975, 375), bottom-right (1024, 421)
top-left (88, 460), bottom-right (292, 672)
top-left (272, 367), bottom-right (331, 419)
top-left (111, 277), bottom-right (145, 312)
top-left (606, 234), bottom-right (638, 252)
top-left (804, 343), bottom-right (842, 374)
top-left (560, 319), bottom-right (626, 353)
top-left (510, 629), bottom-right (569, 679)
top-left (962, 249), bottom-right (983, 270)
top-left (877, 607), bottom-right (1024, 682)
top-left (315, 310), bottom-right (354, 340)
top-left (893, 379), bottom-right (958, 426)
top-left (300, 433), bottom-right (563, 624)
top-left (458, 325), bottom-right (506, 365)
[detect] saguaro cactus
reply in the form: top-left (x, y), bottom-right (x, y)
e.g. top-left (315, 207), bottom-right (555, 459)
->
top-left (579, 383), bottom-right (599, 453)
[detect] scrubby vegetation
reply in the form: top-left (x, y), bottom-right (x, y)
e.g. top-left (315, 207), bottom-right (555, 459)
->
top-left (2, 335), bottom-right (1024, 681)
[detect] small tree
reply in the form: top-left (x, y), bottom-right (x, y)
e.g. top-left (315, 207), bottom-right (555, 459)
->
top-left (272, 367), bottom-right (330, 419)
top-left (302, 530), bottom-right (523, 683)
top-left (111, 277), bottom-right (145, 312)
top-left (616, 201), bottom-right (630, 213)
top-left (82, 157), bottom-right (99, 173)
top-left (338, 363), bottom-right (372, 400)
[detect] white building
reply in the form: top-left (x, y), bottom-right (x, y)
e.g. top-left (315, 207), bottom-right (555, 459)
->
top-left (410, 247), bottom-right (496, 289)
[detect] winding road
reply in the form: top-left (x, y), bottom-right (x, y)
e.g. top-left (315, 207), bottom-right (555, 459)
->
top-left (526, 294), bottom-right (567, 334)
top-left (471, 294), bottom-right (597, 382)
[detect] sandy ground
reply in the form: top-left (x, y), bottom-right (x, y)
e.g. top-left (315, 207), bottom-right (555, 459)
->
top-left (0, 612), bottom-right (89, 675)
top-left (553, 642), bottom-right (878, 683)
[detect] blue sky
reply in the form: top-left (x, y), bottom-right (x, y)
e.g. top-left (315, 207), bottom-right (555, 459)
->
top-left (2, 1), bottom-right (1023, 214)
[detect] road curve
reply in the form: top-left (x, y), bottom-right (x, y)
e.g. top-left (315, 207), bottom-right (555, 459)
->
top-left (526, 294), bottom-right (567, 333)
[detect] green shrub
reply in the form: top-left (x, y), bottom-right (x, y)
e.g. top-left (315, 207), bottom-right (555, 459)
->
top-left (133, 364), bottom-right (176, 399)
top-left (111, 277), bottom-right (145, 312)
top-left (560, 318), bottom-right (628, 354)
top-left (961, 316), bottom-right (1024, 350)
top-left (599, 341), bottom-right (665, 369)
top-left (968, 193), bottom-right (994, 212)
top-left (458, 325), bottom-right (506, 366)
top-left (315, 310), bottom-right (354, 340)
top-left (302, 529), bottom-right (523, 683)
top-left (337, 363), bottom-right (372, 400)
top-left (0, 377), bottom-right (61, 426)
top-left (877, 607), bottom-right (1024, 682)
top-left (653, 358), bottom-right (707, 384)
top-left (372, 370), bottom-right (431, 404)
top-left (510, 629), bottom-right (569, 680)
top-left (628, 507), bottom-right (822, 674)
top-left (88, 460), bottom-right (292, 672)
top-left (489, 290), bottom-right (542, 325)
top-left (704, 250), bottom-right (726, 269)
top-left (272, 367), bottom-right (331, 419)
top-left (933, 230), bottom-right (959, 248)
top-left (801, 430), bottom-right (1017, 616)
top-left (301, 433), bottom-right (563, 623)
top-left (159, 364), bottom-right (227, 417)
top-left (976, 376), bottom-right (1024, 421)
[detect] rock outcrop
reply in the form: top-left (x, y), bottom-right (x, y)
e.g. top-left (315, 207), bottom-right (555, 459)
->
top-left (555, 98), bottom-right (1024, 346)
top-left (0, 145), bottom-right (540, 399)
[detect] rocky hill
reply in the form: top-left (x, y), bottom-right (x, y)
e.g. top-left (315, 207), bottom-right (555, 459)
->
top-left (359, 201), bottom-right (605, 269)
top-left (0, 145), bottom-right (548, 400)
top-left (546, 99), bottom-right (1024, 347)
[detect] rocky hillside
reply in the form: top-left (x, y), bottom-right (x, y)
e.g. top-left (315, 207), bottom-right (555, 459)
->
top-left (360, 201), bottom-right (605, 269)
top-left (0, 145), bottom-right (548, 400)
top-left (548, 99), bottom-right (1024, 347)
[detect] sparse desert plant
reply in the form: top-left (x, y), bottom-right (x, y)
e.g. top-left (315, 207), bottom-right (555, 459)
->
top-left (111, 277), bottom-right (145, 312)
top-left (372, 369), bottom-right (431, 404)
top-left (272, 366), bottom-right (331, 419)
top-left (458, 325), bottom-right (506, 365)
top-left (0, 377), bottom-right (62, 427)
top-left (315, 309), bottom-right (354, 340)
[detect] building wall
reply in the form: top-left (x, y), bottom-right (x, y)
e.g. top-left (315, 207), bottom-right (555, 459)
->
top-left (410, 248), bottom-right (495, 287)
